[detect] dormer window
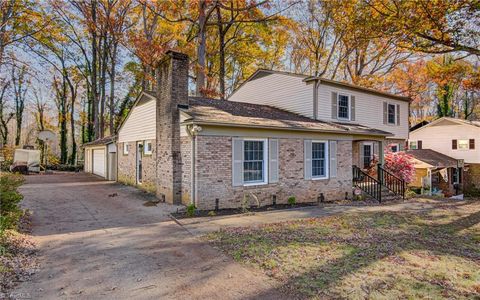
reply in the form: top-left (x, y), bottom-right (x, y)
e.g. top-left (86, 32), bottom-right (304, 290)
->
top-left (337, 94), bottom-right (350, 120)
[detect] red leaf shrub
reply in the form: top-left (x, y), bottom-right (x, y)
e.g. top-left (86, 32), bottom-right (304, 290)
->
top-left (384, 148), bottom-right (415, 183)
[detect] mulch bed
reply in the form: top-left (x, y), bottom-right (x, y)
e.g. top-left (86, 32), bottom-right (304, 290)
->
top-left (172, 202), bottom-right (320, 219)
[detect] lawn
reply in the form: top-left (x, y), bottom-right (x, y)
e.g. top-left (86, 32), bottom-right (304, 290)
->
top-left (206, 200), bottom-right (480, 299)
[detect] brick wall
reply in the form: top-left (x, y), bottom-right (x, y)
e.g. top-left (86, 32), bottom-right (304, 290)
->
top-left (117, 141), bottom-right (157, 193)
top-left (180, 136), bottom-right (192, 205)
top-left (194, 136), bottom-right (353, 210)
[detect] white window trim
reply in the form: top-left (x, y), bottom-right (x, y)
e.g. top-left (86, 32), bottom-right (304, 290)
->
top-left (243, 138), bottom-right (269, 186)
top-left (390, 143), bottom-right (400, 152)
top-left (361, 142), bottom-right (374, 168)
top-left (409, 141), bottom-right (418, 150)
top-left (337, 93), bottom-right (350, 121)
top-left (457, 139), bottom-right (469, 150)
top-left (144, 140), bottom-right (153, 155)
top-left (311, 140), bottom-right (329, 180)
top-left (387, 103), bottom-right (397, 125)
top-left (123, 142), bottom-right (129, 155)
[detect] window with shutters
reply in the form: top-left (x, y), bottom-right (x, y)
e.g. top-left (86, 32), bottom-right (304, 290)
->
top-left (243, 139), bottom-right (267, 184)
top-left (312, 141), bottom-right (329, 179)
top-left (469, 139), bottom-right (475, 149)
top-left (337, 94), bottom-right (350, 120)
top-left (387, 104), bottom-right (396, 124)
top-left (458, 139), bottom-right (469, 150)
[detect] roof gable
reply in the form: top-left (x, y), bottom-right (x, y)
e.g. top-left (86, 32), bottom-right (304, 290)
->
top-left (411, 117), bottom-right (480, 134)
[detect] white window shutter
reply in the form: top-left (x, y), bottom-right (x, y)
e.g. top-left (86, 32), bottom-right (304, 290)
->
top-left (304, 139), bottom-right (312, 180)
top-left (331, 92), bottom-right (338, 119)
top-left (350, 96), bottom-right (355, 121)
top-left (269, 139), bottom-right (279, 183)
top-left (329, 141), bottom-right (337, 178)
top-left (232, 138), bottom-right (244, 186)
top-left (373, 141), bottom-right (379, 160)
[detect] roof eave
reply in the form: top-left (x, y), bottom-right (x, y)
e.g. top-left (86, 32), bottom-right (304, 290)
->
top-left (181, 120), bottom-right (393, 137)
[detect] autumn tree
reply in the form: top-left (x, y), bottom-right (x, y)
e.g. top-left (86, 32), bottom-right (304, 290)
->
top-left (11, 64), bottom-right (29, 146)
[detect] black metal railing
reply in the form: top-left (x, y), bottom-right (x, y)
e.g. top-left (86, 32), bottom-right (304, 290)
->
top-left (377, 164), bottom-right (406, 199)
top-left (353, 165), bottom-right (382, 202)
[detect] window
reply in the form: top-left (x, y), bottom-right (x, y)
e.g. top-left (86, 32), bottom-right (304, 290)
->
top-left (312, 141), bottom-right (328, 178)
top-left (123, 143), bottom-right (129, 155)
top-left (469, 139), bottom-right (475, 149)
top-left (458, 139), bottom-right (469, 150)
top-left (243, 140), bottom-right (267, 184)
top-left (144, 140), bottom-right (152, 155)
top-left (409, 141), bottom-right (417, 150)
top-left (390, 143), bottom-right (399, 153)
top-left (337, 94), bottom-right (350, 120)
top-left (362, 143), bottom-right (373, 168)
top-left (387, 104), bottom-right (396, 124)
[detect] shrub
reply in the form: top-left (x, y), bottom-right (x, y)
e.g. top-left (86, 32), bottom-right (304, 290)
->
top-left (464, 185), bottom-right (480, 198)
top-left (47, 164), bottom-right (83, 172)
top-left (186, 204), bottom-right (196, 217)
top-left (0, 173), bottom-right (25, 237)
top-left (383, 150), bottom-right (415, 183)
top-left (288, 196), bottom-right (296, 205)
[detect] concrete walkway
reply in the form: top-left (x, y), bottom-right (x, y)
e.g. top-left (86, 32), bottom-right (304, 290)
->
top-left (177, 200), bottom-right (440, 236)
top-left (13, 173), bottom-right (282, 300)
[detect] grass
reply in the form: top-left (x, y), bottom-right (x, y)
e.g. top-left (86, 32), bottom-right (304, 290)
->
top-left (205, 200), bottom-right (480, 299)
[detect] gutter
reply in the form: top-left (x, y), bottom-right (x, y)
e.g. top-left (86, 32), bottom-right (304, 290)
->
top-left (180, 120), bottom-right (393, 137)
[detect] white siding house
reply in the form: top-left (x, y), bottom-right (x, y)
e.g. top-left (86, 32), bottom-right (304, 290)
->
top-left (409, 118), bottom-right (480, 164)
top-left (117, 93), bottom-right (156, 143)
top-left (229, 70), bottom-right (410, 141)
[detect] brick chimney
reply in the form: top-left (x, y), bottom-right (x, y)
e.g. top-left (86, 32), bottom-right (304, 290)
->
top-left (155, 51), bottom-right (189, 204)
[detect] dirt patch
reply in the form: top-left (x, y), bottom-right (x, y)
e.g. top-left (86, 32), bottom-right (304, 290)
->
top-left (1, 213), bottom-right (38, 299)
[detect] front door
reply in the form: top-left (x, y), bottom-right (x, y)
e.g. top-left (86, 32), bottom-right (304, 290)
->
top-left (361, 143), bottom-right (373, 169)
top-left (136, 142), bottom-right (143, 184)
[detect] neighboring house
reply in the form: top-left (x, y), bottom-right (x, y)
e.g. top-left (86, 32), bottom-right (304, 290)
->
top-left (229, 69), bottom-right (410, 169)
top-left (409, 117), bottom-right (480, 188)
top-left (407, 149), bottom-right (461, 196)
top-left (93, 51), bottom-right (410, 210)
top-left (83, 135), bottom-right (117, 180)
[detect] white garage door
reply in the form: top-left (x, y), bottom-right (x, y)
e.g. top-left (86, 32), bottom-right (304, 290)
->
top-left (92, 149), bottom-right (106, 178)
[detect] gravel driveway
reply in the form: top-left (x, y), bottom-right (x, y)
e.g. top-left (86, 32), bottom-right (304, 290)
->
top-left (13, 173), bottom-right (281, 300)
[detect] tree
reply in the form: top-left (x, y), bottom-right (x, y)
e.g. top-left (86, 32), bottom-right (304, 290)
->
top-left (0, 80), bottom-right (13, 146)
top-left (365, 0), bottom-right (480, 56)
top-left (384, 148), bottom-right (415, 184)
top-left (11, 64), bottom-right (28, 146)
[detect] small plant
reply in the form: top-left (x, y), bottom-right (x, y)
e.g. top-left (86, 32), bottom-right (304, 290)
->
top-left (288, 196), bottom-right (296, 205)
top-left (186, 204), bottom-right (196, 217)
top-left (207, 210), bottom-right (216, 217)
top-left (241, 194), bottom-right (249, 213)
top-left (405, 189), bottom-right (418, 199)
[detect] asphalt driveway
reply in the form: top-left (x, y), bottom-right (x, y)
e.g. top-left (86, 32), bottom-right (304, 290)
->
top-left (13, 173), bottom-right (281, 300)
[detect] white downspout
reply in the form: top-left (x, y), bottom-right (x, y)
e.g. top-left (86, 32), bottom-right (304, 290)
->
top-left (187, 124), bottom-right (202, 207)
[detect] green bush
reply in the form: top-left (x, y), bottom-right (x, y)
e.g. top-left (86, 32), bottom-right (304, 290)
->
top-left (0, 173), bottom-right (25, 238)
top-left (186, 204), bottom-right (196, 217)
top-left (288, 196), bottom-right (296, 205)
top-left (464, 185), bottom-right (480, 198)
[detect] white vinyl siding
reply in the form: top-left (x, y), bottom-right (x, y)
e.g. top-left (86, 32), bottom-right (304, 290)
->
top-left (229, 73), bottom-right (314, 118)
top-left (410, 121), bottom-right (480, 163)
top-left (317, 83), bottom-right (409, 139)
top-left (118, 98), bottom-right (156, 142)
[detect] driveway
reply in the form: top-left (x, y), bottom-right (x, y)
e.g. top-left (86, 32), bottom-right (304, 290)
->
top-left (13, 173), bottom-right (282, 300)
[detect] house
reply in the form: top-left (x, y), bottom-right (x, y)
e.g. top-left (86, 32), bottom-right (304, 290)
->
top-left (406, 149), bottom-right (461, 196)
top-left (108, 51), bottom-right (410, 210)
top-left (83, 135), bottom-right (117, 181)
top-left (409, 117), bottom-right (480, 188)
top-left (229, 69), bottom-right (410, 169)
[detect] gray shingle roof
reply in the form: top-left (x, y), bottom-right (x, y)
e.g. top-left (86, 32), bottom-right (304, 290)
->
top-left (184, 97), bottom-right (392, 136)
top-left (406, 149), bottom-right (458, 168)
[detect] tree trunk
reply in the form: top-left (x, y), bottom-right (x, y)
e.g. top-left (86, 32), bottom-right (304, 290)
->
top-left (196, 0), bottom-right (206, 96)
top-left (216, 8), bottom-right (226, 99)
top-left (91, 0), bottom-right (99, 140)
top-left (109, 42), bottom-right (117, 135)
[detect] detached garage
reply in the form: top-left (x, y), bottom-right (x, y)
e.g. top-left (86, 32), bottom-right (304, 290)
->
top-left (83, 136), bottom-right (117, 180)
